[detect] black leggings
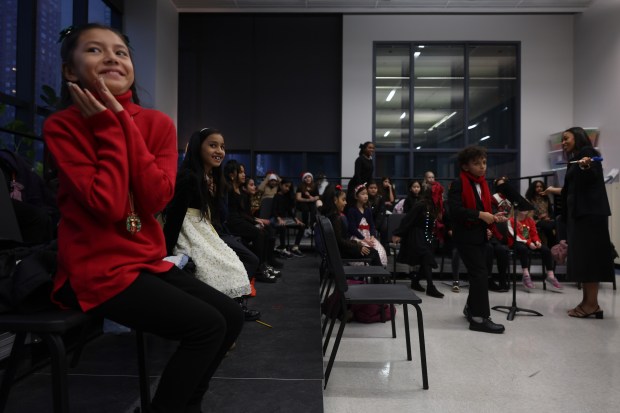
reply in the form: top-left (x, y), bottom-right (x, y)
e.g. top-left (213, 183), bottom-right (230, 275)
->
top-left (513, 242), bottom-right (554, 270)
top-left (88, 267), bottom-right (244, 413)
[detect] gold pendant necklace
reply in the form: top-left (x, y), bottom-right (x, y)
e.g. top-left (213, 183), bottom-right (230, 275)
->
top-left (126, 191), bottom-right (142, 235)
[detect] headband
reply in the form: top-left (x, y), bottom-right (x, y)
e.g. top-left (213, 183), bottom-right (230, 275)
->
top-left (354, 183), bottom-right (367, 194)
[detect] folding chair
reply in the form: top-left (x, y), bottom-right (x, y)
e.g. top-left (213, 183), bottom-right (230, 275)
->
top-left (319, 216), bottom-right (428, 390)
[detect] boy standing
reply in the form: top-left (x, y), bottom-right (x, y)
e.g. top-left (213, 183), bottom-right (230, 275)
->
top-left (448, 146), bottom-right (507, 334)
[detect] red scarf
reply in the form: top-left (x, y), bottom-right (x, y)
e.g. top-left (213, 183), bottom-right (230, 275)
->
top-left (460, 170), bottom-right (492, 213)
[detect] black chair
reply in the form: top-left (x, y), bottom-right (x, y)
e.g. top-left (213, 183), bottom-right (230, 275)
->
top-left (0, 169), bottom-right (151, 413)
top-left (315, 213), bottom-right (391, 337)
top-left (319, 216), bottom-right (428, 390)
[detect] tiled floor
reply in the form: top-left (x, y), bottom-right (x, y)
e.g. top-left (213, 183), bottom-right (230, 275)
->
top-left (322, 272), bottom-right (620, 413)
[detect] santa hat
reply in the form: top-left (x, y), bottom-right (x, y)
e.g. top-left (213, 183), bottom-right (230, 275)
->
top-left (301, 172), bottom-right (313, 180)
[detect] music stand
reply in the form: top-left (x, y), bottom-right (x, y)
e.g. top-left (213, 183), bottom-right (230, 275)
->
top-left (491, 182), bottom-right (543, 321)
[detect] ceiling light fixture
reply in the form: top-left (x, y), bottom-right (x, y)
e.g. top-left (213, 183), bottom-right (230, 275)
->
top-left (428, 111), bottom-right (457, 131)
top-left (480, 135), bottom-right (491, 141)
top-left (386, 89), bottom-right (396, 102)
top-left (416, 146), bottom-right (422, 150)
top-left (468, 123), bottom-right (479, 130)
top-left (384, 131), bottom-right (391, 137)
top-left (418, 45), bottom-right (425, 49)
top-left (400, 112), bottom-right (406, 119)
top-left (414, 52), bottom-right (421, 58)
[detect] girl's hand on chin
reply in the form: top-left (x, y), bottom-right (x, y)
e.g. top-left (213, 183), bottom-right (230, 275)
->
top-left (95, 77), bottom-right (124, 113)
top-left (67, 81), bottom-right (106, 118)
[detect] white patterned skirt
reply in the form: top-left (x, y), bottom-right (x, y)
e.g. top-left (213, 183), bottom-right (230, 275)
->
top-left (173, 208), bottom-right (250, 298)
top-left (354, 217), bottom-right (388, 267)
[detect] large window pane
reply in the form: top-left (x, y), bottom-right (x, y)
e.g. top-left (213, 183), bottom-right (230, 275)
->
top-left (413, 44), bottom-right (465, 149)
top-left (0, 1), bottom-right (18, 96)
top-left (375, 44), bottom-right (410, 148)
top-left (375, 152), bottom-right (409, 194)
top-left (468, 45), bottom-right (517, 148)
top-left (413, 152), bottom-right (458, 188)
top-left (88, 0), bottom-right (112, 26)
top-left (36, 0), bottom-right (72, 107)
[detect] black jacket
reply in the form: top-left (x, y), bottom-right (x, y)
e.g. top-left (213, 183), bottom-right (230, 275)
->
top-left (447, 178), bottom-right (488, 245)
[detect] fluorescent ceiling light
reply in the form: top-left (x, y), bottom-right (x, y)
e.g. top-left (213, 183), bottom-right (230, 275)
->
top-left (384, 131), bottom-right (391, 137)
top-left (417, 76), bottom-right (464, 80)
top-left (480, 135), bottom-right (491, 141)
top-left (416, 146), bottom-right (422, 150)
top-left (468, 123), bottom-right (479, 130)
top-left (376, 76), bottom-right (410, 80)
top-left (400, 112), bottom-right (406, 119)
top-left (418, 45), bottom-right (425, 49)
top-left (386, 89), bottom-right (396, 101)
top-left (428, 111), bottom-right (457, 131)
top-left (414, 52), bottom-right (421, 58)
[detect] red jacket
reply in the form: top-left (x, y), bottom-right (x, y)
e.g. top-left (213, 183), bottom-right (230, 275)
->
top-left (507, 216), bottom-right (541, 248)
top-left (44, 91), bottom-right (177, 311)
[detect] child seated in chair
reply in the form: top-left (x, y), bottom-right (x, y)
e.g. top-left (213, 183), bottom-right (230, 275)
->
top-left (507, 209), bottom-right (562, 290)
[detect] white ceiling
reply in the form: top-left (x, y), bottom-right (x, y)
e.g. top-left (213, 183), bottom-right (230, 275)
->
top-left (171, 0), bottom-right (594, 14)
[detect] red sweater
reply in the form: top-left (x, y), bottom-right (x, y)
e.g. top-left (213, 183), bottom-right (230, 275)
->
top-left (507, 216), bottom-right (541, 248)
top-left (43, 91), bottom-right (177, 311)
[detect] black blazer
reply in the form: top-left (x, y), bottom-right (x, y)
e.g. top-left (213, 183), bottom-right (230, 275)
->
top-left (447, 178), bottom-right (488, 245)
top-left (561, 147), bottom-right (611, 219)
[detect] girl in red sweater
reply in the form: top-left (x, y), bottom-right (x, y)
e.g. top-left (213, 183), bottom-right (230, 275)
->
top-left (508, 210), bottom-right (562, 290)
top-left (44, 24), bottom-right (242, 412)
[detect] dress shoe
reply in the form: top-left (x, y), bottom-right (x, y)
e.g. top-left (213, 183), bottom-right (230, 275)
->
top-left (410, 279), bottom-right (425, 292)
top-left (266, 265), bottom-right (282, 278)
top-left (426, 284), bottom-right (444, 298)
top-left (254, 269), bottom-right (277, 283)
top-left (498, 281), bottom-right (510, 292)
top-left (242, 306), bottom-right (261, 321)
top-left (463, 304), bottom-right (472, 322)
top-left (469, 317), bottom-right (505, 334)
top-left (488, 279), bottom-right (502, 292)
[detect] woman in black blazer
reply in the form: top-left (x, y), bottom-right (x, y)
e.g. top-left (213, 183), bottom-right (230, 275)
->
top-left (561, 127), bottom-right (614, 319)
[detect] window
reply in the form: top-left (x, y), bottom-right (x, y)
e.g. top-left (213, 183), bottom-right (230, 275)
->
top-left (374, 42), bottom-right (519, 190)
top-left (0, 0), bottom-right (122, 177)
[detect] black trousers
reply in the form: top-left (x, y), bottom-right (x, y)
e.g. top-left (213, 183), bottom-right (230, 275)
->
top-left (486, 239), bottom-right (509, 282)
top-left (89, 267), bottom-right (244, 413)
top-left (227, 218), bottom-right (268, 264)
top-left (513, 242), bottom-right (554, 270)
top-left (220, 233), bottom-right (260, 278)
top-left (456, 242), bottom-right (490, 318)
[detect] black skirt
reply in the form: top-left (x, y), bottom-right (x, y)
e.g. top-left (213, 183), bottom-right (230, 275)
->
top-left (566, 213), bottom-right (615, 283)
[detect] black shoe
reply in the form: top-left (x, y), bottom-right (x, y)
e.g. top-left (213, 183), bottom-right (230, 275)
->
top-left (497, 281), bottom-right (510, 292)
top-left (290, 247), bottom-right (304, 257)
top-left (426, 284), bottom-right (444, 298)
top-left (463, 305), bottom-right (471, 322)
top-left (242, 306), bottom-right (261, 321)
top-left (410, 279), bottom-right (425, 292)
top-left (469, 317), bottom-right (505, 334)
top-left (255, 269), bottom-right (277, 283)
top-left (488, 279), bottom-right (502, 292)
top-left (265, 265), bottom-right (282, 278)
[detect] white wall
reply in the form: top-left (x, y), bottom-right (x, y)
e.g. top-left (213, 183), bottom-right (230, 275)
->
top-left (124, 0), bottom-right (178, 124)
top-left (342, 14), bottom-right (575, 180)
top-left (574, 0), bottom-right (620, 175)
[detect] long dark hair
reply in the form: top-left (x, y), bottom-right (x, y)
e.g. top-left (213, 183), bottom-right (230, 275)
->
top-left (525, 180), bottom-right (549, 203)
top-left (59, 23), bottom-right (140, 108)
top-left (564, 127), bottom-right (595, 157)
top-left (320, 184), bottom-right (345, 218)
top-left (180, 128), bottom-right (224, 222)
top-left (223, 159), bottom-right (243, 189)
top-left (416, 185), bottom-right (438, 220)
